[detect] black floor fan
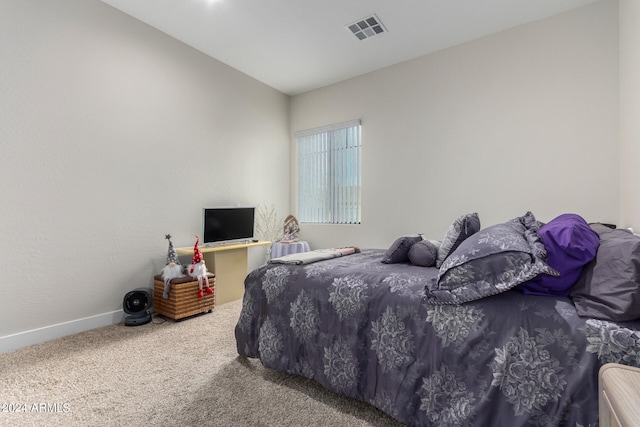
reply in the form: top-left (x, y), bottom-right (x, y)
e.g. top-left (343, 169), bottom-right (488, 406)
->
top-left (123, 288), bottom-right (153, 326)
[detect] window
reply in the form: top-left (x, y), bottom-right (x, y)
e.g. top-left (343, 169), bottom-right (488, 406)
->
top-left (296, 119), bottom-right (361, 224)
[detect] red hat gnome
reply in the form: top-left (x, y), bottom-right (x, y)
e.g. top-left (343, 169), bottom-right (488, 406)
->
top-left (161, 234), bottom-right (184, 299)
top-left (188, 235), bottom-right (213, 298)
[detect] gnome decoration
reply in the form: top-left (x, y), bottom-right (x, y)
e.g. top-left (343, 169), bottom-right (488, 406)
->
top-left (282, 215), bottom-right (300, 243)
top-left (188, 235), bottom-right (213, 298)
top-left (161, 234), bottom-right (183, 299)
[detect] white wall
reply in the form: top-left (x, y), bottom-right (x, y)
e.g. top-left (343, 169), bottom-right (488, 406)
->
top-left (619, 0), bottom-right (640, 229)
top-left (291, 0), bottom-right (619, 250)
top-left (0, 0), bottom-right (290, 351)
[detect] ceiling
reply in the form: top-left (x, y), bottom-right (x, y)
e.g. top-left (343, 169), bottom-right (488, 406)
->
top-left (99, 0), bottom-right (599, 96)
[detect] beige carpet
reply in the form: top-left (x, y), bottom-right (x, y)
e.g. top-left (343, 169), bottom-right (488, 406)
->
top-left (0, 300), bottom-right (404, 427)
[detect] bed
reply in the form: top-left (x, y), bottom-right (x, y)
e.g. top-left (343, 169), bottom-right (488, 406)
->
top-left (235, 212), bottom-right (640, 426)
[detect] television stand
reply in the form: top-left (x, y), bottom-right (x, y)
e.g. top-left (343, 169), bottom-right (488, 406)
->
top-left (204, 239), bottom-right (258, 248)
top-left (175, 240), bottom-right (271, 305)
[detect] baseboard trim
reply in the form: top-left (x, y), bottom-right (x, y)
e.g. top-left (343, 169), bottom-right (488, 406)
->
top-left (0, 310), bottom-right (124, 354)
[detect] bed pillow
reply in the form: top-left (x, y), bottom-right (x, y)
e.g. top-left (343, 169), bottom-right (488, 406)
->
top-left (408, 239), bottom-right (440, 267)
top-left (517, 213), bottom-right (599, 297)
top-left (426, 211), bottom-right (558, 304)
top-left (381, 234), bottom-right (423, 264)
top-left (570, 225), bottom-right (640, 321)
top-left (435, 212), bottom-right (481, 268)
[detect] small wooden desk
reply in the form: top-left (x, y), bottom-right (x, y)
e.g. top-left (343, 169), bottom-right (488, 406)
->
top-left (176, 240), bottom-right (271, 305)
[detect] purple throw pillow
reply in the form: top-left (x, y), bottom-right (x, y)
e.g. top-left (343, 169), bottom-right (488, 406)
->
top-left (517, 213), bottom-right (599, 297)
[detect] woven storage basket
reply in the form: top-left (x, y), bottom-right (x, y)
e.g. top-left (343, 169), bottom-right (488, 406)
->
top-left (153, 274), bottom-right (215, 320)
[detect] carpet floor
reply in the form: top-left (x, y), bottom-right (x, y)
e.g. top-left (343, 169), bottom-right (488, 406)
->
top-left (0, 300), bottom-right (405, 426)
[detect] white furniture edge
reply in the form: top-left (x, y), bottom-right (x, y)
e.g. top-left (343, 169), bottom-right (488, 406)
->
top-left (599, 363), bottom-right (640, 427)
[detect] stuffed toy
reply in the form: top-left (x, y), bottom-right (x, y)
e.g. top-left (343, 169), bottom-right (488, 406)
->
top-left (161, 234), bottom-right (184, 299)
top-left (188, 235), bottom-right (213, 298)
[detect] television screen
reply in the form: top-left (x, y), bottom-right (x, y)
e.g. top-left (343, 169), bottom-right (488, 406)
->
top-left (202, 207), bottom-right (255, 245)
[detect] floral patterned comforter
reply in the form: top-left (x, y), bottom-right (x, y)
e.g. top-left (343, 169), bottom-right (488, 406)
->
top-left (235, 249), bottom-right (640, 427)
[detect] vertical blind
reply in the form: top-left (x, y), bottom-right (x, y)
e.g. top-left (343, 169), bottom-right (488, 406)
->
top-left (296, 119), bottom-right (361, 224)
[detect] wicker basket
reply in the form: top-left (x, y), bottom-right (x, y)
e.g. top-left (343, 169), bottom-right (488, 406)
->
top-left (153, 274), bottom-right (215, 320)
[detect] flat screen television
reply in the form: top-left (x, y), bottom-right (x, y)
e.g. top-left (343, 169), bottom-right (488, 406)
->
top-left (202, 207), bottom-right (255, 245)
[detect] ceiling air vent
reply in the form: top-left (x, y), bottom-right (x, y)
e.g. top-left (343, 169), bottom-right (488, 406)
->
top-left (346, 14), bottom-right (386, 41)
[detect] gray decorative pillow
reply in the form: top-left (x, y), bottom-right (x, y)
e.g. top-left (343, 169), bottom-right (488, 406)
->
top-left (425, 212), bottom-right (558, 304)
top-left (408, 239), bottom-right (440, 267)
top-left (571, 224), bottom-right (640, 321)
top-left (382, 234), bottom-right (423, 264)
top-left (435, 212), bottom-right (481, 268)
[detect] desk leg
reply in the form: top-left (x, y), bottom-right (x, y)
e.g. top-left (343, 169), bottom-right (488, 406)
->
top-left (203, 248), bottom-right (248, 305)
